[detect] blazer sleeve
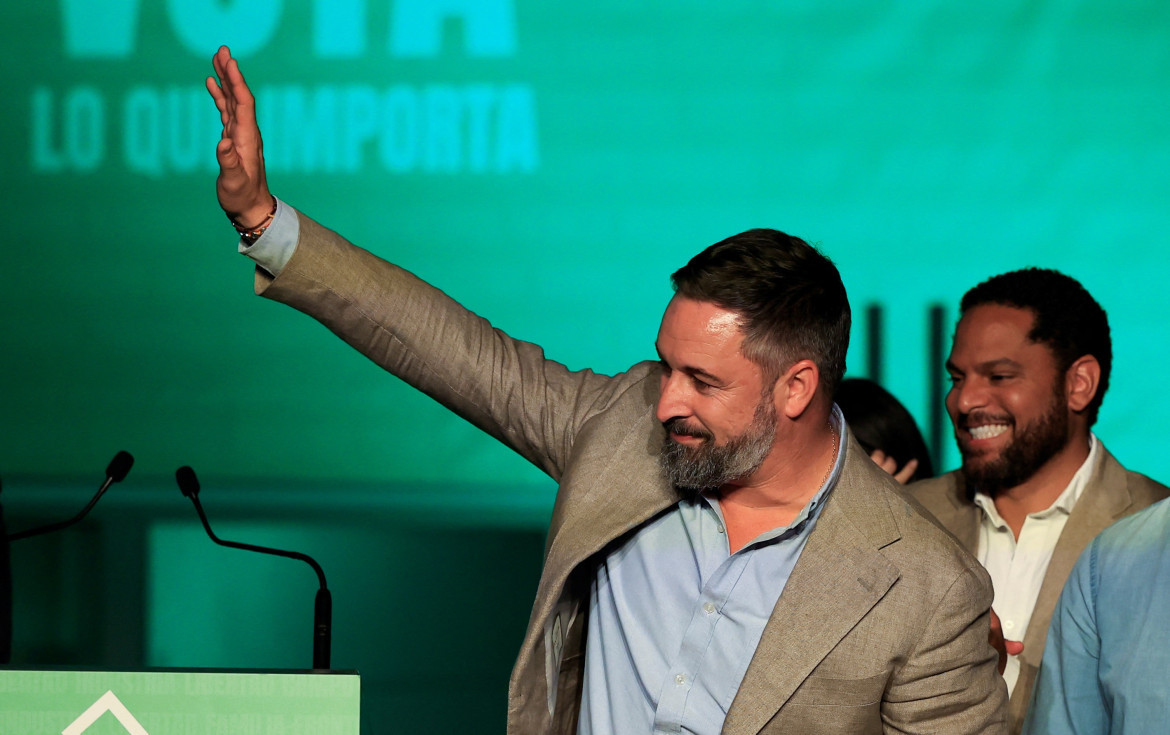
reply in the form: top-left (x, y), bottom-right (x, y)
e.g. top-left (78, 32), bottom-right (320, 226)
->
top-left (882, 564), bottom-right (1009, 734)
top-left (252, 209), bottom-right (648, 481)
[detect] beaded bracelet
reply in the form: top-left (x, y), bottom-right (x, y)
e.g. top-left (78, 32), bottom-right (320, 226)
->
top-left (229, 196), bottom-right (277, 245)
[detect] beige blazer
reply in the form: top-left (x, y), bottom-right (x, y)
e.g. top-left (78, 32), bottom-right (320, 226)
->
top-left (257, 211), bottom-right (1008, 734)
top-left (908, 451), bottom-right (1169, 734)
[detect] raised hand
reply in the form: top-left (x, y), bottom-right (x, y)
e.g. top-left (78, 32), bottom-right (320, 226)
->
top-left (206, 45), bottom-right (272, 228)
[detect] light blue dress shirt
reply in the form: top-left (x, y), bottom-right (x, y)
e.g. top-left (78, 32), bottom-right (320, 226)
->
top-left (1022, 497), bottom-right (1170, 735)
top-left (579, 408), bottom-right (845, 735)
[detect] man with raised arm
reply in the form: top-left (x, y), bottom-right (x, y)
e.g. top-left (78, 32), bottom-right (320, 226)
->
top-left (908, 270), bottom-right (1169, 734)
top-left (208, 46), bottom-right (1006, 734)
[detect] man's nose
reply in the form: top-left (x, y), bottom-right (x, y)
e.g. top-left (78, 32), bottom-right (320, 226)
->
top-left (656, 372), bottom-right (691, 424)
top-left (953, 379), bottom-right (988, 415)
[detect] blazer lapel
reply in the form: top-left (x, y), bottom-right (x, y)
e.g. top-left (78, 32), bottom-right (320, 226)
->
top-left (1022, 445), bottom-right (1133, 657)
top-left (509, 403), bottom-right (679, 730)
top-left (536, 404), bottom-right (679, 616)
top-left (940, 473), bottom-right (981, 554)
top-left (723, 443), bottom-right (901, 735)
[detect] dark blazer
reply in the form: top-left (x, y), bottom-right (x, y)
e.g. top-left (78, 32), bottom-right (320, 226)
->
top-left (257, 211), bottom-right (1008, 734)
top-left (908, 449), bottom-right (1169, 734)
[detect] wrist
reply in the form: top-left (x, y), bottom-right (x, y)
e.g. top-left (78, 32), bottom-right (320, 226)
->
top-left (231, 194), bottom-right (275, 229)
top-left (229, 195), bottom-right (277, 244)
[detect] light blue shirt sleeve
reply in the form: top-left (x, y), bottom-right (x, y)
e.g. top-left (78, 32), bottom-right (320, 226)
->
top-left (1022, 540), bottom-right (1107, 735)
top-left (1024, 498), bottom-right (1170, 735)
top-left (237, 197), bottom-right (299, 277)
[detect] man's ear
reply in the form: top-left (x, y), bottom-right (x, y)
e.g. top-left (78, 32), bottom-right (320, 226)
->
top-left (776, 359), bottom-right (820, 420)
top-left (1066, 355), bottom-right (1101, 413)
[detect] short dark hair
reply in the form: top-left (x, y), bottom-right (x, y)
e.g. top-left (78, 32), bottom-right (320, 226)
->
top-left (671, 228), bottom-right (851, 397)
top-left (960, 268), bottom-right (1111, 425)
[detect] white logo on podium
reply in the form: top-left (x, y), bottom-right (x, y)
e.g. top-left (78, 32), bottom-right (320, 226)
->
top-left (63, 690), bottom-right (149, 735)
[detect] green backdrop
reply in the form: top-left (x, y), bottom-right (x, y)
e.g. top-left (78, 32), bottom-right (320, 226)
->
top-left (5, 0), bottom-right (1169, 485)
top-left (2, 0), bottom-right (1169, 730)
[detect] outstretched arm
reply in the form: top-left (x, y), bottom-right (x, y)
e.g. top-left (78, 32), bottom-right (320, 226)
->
top-left (206, 45), bottom-right (272, 228)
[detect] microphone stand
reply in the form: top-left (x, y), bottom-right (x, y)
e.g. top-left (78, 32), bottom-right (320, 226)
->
top-left (7, 451), bottom-right (134, 542)
top-left (4, 451), bottom-right (134, 664)
top-left (176, 466), bottom-right (332, 670)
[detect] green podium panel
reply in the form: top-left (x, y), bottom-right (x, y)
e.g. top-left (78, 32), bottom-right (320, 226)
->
top-left (0, 668), bottom-right (359, 734)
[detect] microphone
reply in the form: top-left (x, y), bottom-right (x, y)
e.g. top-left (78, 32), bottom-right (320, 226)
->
top-left (7, 451), bottom-right (134, 542)
top-left (175, 466), bottom-right (332, 670)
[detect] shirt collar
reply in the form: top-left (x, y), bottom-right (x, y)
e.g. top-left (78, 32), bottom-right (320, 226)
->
top-left (794, 403), bottom-right (846, 526)
top-left (973, 434), bottom-right (1099, 525)
top-left (702, 405), bottom-right (845, 548)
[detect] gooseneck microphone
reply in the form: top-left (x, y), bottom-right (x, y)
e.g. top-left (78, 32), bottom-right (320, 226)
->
top-left (7, 451), bottom-right (134, 542)
top-left (175, 466), bottom-right (332, 670)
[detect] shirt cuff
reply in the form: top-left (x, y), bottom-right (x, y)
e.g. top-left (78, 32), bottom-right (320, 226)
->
top-left (238, 197), bottom-right (299, 277)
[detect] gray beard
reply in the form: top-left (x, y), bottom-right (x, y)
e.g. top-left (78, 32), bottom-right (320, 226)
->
top-left (658, 400), bottom-right (777, 500)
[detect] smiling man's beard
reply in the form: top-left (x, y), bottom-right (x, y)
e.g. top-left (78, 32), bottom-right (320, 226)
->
top-left (960, 386), bottom-right (1070, 497)
top-left (658, 397), bottom-right (777, 500)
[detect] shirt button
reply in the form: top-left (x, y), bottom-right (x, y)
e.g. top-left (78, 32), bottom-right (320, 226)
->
top-left (703, 602), bottom-right (716, 615)
top-left (1004, 620), bottom-right (1015, 630)
top-left (675, 674), bottom-right (686, 685)
top-left (716, 525), bottom-right (725, 534)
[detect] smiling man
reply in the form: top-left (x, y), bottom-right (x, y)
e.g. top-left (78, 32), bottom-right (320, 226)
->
top-left (909, 269), bottom-right (1169, 735)
top-left (207, 45), bottom-right (1007, 733)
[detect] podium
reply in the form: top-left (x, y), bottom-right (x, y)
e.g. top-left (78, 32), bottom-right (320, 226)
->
top-left (0, 668), bottom-right (359, 734)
